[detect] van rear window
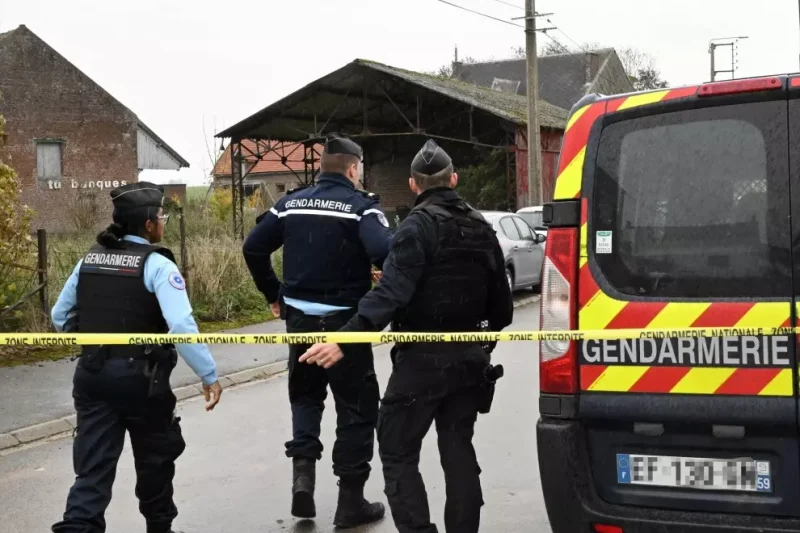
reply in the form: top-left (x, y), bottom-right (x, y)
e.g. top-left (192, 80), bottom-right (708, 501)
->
top-left (592, 100), bottom-right (791, 298)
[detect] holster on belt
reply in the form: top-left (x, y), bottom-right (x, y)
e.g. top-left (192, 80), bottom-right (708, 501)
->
top-left (77, 345), bottom-right (109, 372)
top-left (477, 363), bottom-right (504, 415)
top-left (143, 344), bottom-right (178, 398)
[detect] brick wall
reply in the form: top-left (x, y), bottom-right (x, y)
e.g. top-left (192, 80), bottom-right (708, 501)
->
top-left (0, 26), bottom-right (138, 233)
top-left (367, 158), bottom-right (416, 222)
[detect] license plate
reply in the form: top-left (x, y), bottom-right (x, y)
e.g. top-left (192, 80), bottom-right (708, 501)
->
top-left (616, 453), bottom-right (772, 493)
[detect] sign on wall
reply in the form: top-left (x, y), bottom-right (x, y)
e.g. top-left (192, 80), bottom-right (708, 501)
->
top-left (44, 179), bottom-right (129, 191)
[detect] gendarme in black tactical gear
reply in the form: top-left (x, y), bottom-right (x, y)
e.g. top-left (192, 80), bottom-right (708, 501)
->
top-left (300, 139), bottom-right (514, 533)
top-left (50, 182), bottom-right (221, 533)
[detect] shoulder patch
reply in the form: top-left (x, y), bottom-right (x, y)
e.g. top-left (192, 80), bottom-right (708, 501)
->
top-left (376, 212), bottom-right (390, 227)
top-left (168, 271), bottom-right (186, 290)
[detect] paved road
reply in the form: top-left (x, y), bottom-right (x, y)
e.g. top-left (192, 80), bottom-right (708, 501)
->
top-left (0, 320), bottom-right (290, 434)
top-left (0, 302), bottom-right (550, 533)
top-left (0, 293), bottom-right (538, 434)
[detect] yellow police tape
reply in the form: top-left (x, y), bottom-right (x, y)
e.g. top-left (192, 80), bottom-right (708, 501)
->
top-left (0, 326), bottom-right (796, 346)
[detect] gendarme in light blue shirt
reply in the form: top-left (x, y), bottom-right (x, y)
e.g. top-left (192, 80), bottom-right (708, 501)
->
top-left (51, 235), bottom-right (219, 386)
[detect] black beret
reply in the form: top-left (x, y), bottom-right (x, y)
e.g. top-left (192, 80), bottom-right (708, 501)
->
top-left (110, 181), bottom-right (164, 214)
top-left (324, 133), bottom-right (363, 160)
top-left (411, 139), bottom-right (452, 175)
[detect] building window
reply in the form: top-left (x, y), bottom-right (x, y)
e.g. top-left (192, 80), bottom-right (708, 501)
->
top-left (36, 141), bottom-right (63, 181)
top-left (276, 184), bottom-right (286, 193)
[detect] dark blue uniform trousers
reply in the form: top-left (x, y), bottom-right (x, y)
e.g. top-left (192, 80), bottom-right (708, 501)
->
top-left (52, 358), bottom-right (186, 533)
top-left (285, 306), bottom-right (380, 483)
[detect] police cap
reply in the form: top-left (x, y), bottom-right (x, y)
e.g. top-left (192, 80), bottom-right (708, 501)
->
top-left (324, 133), bottom-right (363, 161)
top-left (110, 181), bottom-right (164, 215)
top-left (411, 139), bottom-right (452, 176)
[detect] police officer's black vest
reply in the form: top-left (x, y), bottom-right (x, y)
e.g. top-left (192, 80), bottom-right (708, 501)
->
top-left (77, 240), bottom-right (174, 337)
top-left (398, 192), bottom-right (499, 332)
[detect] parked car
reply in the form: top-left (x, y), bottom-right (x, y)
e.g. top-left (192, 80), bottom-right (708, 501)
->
top-left (516, 205), bottom-right (547, 235)
top-left (480, 211), bottom-right (546, 292)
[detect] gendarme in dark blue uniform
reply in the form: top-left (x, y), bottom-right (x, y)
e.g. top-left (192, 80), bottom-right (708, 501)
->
top-left (242, 134), bottom-right (390, 528)
top-left (245, 175), bottom-right (389, 309)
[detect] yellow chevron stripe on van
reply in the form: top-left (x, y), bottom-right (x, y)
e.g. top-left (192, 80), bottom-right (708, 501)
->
top-left (579, 222), bottom-right (588, 268)
top-left (566, 105), bottom-right (590, 131)
top-left (616, 90), bottom-right (671, 110)
top-left (580, 291), bottom-right (627, 330)
top-left (586, 366), bottom-right (649, 392)
top-left (646, 303), bottom-right (711, 329)
top-left (670, 368), bottom-right (736, 394)
top-left (758, 369), bottom-right (794, 396)
top-left (735, 302), bottom-right (791, 328)
top-left (552, 146), bottom-right (586, 200)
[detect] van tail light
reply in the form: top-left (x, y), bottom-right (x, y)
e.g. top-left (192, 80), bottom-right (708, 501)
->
top-left (539, 227), bottom-right (579, 394)
top-left (593, 525), bottom-right (623, 533)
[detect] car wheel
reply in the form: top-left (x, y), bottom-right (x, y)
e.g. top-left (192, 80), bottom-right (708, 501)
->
top-left (506, 267), bottom-right (514, 292)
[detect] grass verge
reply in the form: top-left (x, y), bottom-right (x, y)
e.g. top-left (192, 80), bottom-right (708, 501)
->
top-left (1, 186), bottom-right (280, 367)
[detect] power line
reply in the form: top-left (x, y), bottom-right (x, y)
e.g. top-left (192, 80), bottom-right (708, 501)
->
top-left (436, 0), bottom-right (524, 28)
top-left (487, 0), bottom-right (524, 10)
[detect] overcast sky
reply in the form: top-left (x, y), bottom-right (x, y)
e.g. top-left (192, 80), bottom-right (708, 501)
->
top-left (2, 0), bottom-right (799, 185)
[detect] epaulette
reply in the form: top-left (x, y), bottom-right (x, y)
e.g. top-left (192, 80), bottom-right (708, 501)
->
top-left (286, 184), bottom-right (310, 195)
top-left (356, 189), bottom-right (380, 202)
top-left (153, 247), bottom-right (177, 264)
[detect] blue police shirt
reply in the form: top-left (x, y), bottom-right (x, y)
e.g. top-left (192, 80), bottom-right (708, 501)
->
top-left (243, 172), bottom-right (391, 313)
top-left (51, 235), bottom-right (219, 386)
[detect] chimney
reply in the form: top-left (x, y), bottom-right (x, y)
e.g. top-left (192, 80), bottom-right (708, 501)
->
top-left (584, 51), bottom-right (600, 86)
top-left (451, 44), bottom-right (463, 79)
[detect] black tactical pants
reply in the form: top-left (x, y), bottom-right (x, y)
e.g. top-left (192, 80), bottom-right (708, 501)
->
top-left (378, 354), bottom-right (486, 533)
top-left (52, 357), bottom-right (185, 533)
top-left (284, 306), bottom-right (380, 482)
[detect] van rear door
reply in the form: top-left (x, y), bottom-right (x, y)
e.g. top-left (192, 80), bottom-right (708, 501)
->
top-left (579, 81), bottom-right (800, 517)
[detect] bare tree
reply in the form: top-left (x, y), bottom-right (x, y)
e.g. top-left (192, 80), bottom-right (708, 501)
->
top-left (539, 41), bottom-right (566, 56)
top-left (435, 55), bottom-right (478, 78)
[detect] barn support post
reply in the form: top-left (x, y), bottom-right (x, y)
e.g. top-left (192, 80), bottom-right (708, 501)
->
top-left (230, 139), bottom-right (244, 239)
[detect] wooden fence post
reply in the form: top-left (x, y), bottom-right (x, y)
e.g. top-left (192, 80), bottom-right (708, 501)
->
top-left (179, 207), bottom-right (190, 295)
top-left (37, 229), bottom-right (48, 315)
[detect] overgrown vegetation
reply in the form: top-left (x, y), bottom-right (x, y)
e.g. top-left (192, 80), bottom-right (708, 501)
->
top-left (457, 148), bottom-right (513, 211)
top-left (1, 184), bottom-right (282, 366)
top-left (0, 112), bottom-right (37, 333)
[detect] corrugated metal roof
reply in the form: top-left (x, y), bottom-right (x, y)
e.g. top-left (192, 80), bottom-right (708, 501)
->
top-left (356, 59), bottom-right (568, 129)
top-left (216, 58), bottom-right (568, 140)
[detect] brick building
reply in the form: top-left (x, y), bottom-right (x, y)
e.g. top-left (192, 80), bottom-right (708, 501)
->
top-left (0, 25), bottom-right (189, 232)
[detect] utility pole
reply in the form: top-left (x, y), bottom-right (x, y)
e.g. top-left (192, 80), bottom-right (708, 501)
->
top-left (525, 0), bottom-right (543, 207)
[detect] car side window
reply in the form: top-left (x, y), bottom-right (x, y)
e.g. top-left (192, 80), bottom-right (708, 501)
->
top-left (500, 217), bottom-right (522, 240)
top-left (513, 217), bottom-right (535, 241)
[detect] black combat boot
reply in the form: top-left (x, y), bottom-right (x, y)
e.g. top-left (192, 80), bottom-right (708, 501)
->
top-left (291, 457), bottom-right (316, 518)
top-left (333, 478), bottom-right (385, 529)
top-left (146, 523), bottom-right (184, 533)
